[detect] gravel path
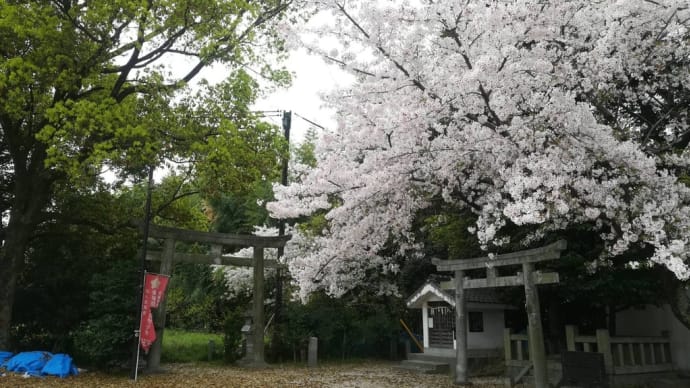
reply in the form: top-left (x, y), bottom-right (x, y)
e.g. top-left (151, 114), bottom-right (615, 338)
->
top-left (1, 361), bottom-right (509, 387)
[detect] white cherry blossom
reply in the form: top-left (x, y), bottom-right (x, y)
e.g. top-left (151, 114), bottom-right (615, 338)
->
top-left (269, 0), bottom-right (690, 297)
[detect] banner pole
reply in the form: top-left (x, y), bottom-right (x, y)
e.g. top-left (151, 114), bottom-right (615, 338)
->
top-left (131, 165), bottom-right (155, 380)
top-left (134, 270), bottom-right (146, 382)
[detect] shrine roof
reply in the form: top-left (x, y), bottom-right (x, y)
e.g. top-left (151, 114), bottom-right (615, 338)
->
top-left (406, 281), bottom-right (508, 308)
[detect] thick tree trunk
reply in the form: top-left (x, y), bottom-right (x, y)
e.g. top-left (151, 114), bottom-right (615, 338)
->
top-left (0, 275), bottom-right (16, 350)
top-left (607, 304), bottom-right (617, 337)
top-left (0, 221), bottom-right (32, 349)
top-left (663, 271), bottom-right (690, 330)
top-left (0, 168), bottom-right (53, 349)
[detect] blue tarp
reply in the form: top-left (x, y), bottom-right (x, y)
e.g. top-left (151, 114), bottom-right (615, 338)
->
top-left (1, 351), bottom-right (78, 378)
top-left (5, 351), bottom-right (52, 376)
top-left (41, 354), bottom-right (78, 378)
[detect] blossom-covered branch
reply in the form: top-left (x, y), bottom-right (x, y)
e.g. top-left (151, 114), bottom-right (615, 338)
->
top-left (270, 0), bottom-right (690, 298)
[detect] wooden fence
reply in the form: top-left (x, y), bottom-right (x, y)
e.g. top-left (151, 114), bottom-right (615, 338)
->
top-left (503, 326), bottom-right (674, 374)
top-left (504, 329), bottom-right (531, 367)
top-left (565, 325), bottom-right (673, 375)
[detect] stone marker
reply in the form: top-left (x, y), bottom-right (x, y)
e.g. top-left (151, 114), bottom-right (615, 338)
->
top-left (208, 340), bottom-right (215, 361)
top-left (308, 337), bottom-right (318, 367)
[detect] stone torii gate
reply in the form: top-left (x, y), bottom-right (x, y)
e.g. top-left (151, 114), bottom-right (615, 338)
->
top-left (143, 224), bottom-right (290, 369)
top-left (433, 240), bottom-right (567, 387)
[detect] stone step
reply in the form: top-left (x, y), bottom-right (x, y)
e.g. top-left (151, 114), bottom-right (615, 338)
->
top-left (407, 353), bottom-right (455, 364)
top-left (395, 359), bottom-right (450, 374)
top-left (507, 367), bottom-right (563, 387)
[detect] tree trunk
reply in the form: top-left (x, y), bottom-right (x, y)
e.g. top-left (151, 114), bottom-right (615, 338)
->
top-left (0, 167), bottom-right (53, 349)
top-left (0, 244), bottom-right (20, 349)
top-left (607, 304), bottom-right (617, 337)
top-left (663, 270), bottom-right (690, 330)
top-left (0, 215), bottom-right (37, 349)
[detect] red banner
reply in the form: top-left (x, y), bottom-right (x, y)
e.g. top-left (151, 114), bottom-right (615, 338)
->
top-left (139, 272), bottom-right (169, 353)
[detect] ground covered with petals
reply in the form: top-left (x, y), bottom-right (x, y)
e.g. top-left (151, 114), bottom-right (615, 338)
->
top-left (0, 361), bottom-right (509, 387)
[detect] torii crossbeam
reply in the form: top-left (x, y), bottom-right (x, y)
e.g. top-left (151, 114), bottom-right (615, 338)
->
top-left (433, 240), bottom-right (567, 387)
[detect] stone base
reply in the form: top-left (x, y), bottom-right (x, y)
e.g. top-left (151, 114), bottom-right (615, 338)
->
top-left (141, 365), bottom-right (171, 375)
top-left (237, 358), bottom-right (270, 369)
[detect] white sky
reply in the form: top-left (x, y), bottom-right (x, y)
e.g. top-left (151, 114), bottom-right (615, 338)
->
top-left (128, 11), bottom-right (353, 183)
top-left (195, 47), bottom-right (352, 144)
top-left (193, 9), bottom-right (354, 145)
top-left (139, 47), bottom-right (351, 182)
top-left (252, 47), bottom-right (352, 143)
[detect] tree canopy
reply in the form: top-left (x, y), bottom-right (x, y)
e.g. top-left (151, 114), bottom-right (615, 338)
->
top-left (268, 0), bottom-right (690, 301)
top-left (0, 0), bottom-right (294, 348)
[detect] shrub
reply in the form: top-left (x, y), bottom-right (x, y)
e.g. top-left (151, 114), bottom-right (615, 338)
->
top-left (71, 260), bottom-right (138, 368)
top-left (223, 307), bottom-right (245, 363)
top-left (165, 263), bottom-right (226, 331)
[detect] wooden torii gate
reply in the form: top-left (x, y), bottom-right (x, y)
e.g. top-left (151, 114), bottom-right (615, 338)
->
top-left (143, 224), bottom-right (290, 369)
top-left (433, 240), bottom-right (567, 387)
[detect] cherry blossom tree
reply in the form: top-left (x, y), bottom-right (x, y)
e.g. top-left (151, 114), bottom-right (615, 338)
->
top-left (216, 226), bottom-right (281, 300)
top-left (268, 1), bottom-right (690, 306)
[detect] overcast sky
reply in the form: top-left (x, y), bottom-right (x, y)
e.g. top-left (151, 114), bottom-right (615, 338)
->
top-left (196, 47), bottom-right (352, 144)
top-left (252, 47), bottom-right (352, 143)
top-left (194, 9), bottom-right (354, 144)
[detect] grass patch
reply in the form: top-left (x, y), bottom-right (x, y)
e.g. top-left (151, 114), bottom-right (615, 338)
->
top-left (161, 329), bottom-right (224, 363)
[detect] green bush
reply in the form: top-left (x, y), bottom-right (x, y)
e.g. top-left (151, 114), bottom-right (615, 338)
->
top-left (270, 292), bottom-right (403, 362)
top-left (165, 263), bottom-right (226, 331)
top-left (71, 260), bottom-right (139, 368)
top-left (223, 307), bottom-right (245, 363)
top-left (11, 210), bottom-right (139, 353)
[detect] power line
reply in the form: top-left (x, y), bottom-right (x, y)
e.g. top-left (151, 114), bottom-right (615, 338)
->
top-left (253, 110), bottom-right (282, 118)
top-left (254, 110), bottom-right (329, 131)
top-left (293, 112), bottom-right (327, 130)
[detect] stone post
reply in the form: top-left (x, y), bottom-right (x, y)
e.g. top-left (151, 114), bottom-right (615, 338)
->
top-left (208, 340), bottom-right (216, 361)
top-left (308, 337), bottom-right (318, 367)
top-left (504, 328), bottom-right (513, 362)
top-left (596, 329), bottom-right (613, 374)
top-left (565, 325), bottom-right (577, 351)
top-left (240, 313), bottom-right (253, 362)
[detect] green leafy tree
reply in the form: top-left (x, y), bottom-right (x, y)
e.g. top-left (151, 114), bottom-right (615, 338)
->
top-left (71, 259), bottom-right (140, 368)
top-left (165, 263), bottom-right (227, 331)
top-left (275, 292), bottom-right (403, 362)
top-left (0, 0), bottom-right (294, 348)
top-left (10, 171), bottom-right (219, 353)
top-left (208, 179), bottom-right (276, 235)
top-left (11, 187), bottom-right (140, 352)
top-left (293, 127), bottom-right (318, 169)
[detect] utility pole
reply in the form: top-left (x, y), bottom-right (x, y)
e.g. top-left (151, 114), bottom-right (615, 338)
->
top-left (281, 111), bottom-right (291, 188)
top-left (274, 111), bottom-right (290, 338)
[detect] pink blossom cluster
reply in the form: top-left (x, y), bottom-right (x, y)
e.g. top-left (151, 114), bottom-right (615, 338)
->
top-left (269, 0), bottom-right (690, 298)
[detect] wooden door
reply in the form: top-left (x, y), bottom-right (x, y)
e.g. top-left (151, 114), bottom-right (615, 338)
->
top-left (428, 301), bottom-right (454, 348)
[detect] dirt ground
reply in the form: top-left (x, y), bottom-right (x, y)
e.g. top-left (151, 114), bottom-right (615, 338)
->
top-left (0, 361), bottom-right (509, 387)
